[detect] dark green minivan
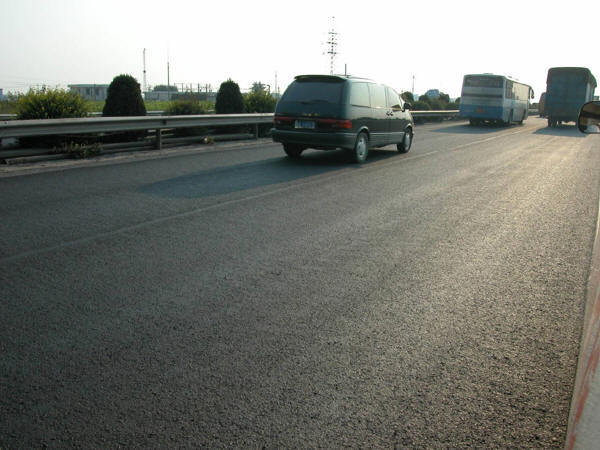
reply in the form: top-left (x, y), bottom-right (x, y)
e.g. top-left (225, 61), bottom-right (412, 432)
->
top-left (272, 74), bottom-right (414, 163)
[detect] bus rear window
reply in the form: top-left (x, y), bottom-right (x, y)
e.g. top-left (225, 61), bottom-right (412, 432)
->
top-left (463, 76), bottom-right (504, 88)
top-left (282, 80), bottom-right (344, 104)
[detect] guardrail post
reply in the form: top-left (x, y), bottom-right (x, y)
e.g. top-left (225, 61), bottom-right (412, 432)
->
top-left (155, 129), bottom-right (162, 149)
top-left (254, 124), bottom-right (258, 140)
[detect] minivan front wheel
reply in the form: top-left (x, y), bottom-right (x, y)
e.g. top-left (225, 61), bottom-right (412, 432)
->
top-left (397, 129), bottom-right (412, 153)
top-left (353, 132), bottom-right (369, 163)
top-left (283, 144), bottom-right (303, 159)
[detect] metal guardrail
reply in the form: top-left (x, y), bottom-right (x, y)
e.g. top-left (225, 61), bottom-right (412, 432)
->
top-left (0, 111), bottom-right (166, 121)
top-left (0, 110), bottom-right (463, 164)
top-left (0, 114), bottom-right (274, 139)
top-left (0, 111), bottom-right (462, 163)
top-left (0, 111), bottom-right (458, 139)
top-left (2, 109), bottom-right (549, 126)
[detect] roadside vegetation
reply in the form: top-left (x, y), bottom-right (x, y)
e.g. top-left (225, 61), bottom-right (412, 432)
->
top-left (1, 75), bottom-right (462, 158)
top-left (14, 88), bottom-right (89, 119)
top-left (402, 91), bottom-right (460, 111)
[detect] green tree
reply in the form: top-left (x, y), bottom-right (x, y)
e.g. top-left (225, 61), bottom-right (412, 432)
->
top-left (401, 91), bottom-right (414, 104)
top-left (245, 90), bottom-right (277, 137)
top-left (429, 98), bottom-right (443, 110)
top-left (245, 90), bottom-right (276, 113)
top-left (413, 100), bottom-right (430, 111)
top-left (215, 79), bottom-right (245, 114)
top-left (153, 84), bottom-right (178, 92)
top-left (251, 81), bottom-right (267, 94)
top-left (439, 92), bottom-right (450, 104)
top-left (103, 74), bottom-right (146, 117)
top-left (417, 94), bottom-right (431, 106)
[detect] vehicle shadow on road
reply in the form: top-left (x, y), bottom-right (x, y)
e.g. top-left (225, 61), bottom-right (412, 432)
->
top-left (140, 149), bottom-right (398, 199)
top-left (429, 123), bottom-right (512, 135)
top-left (533, 124), bottom-right (587, 138)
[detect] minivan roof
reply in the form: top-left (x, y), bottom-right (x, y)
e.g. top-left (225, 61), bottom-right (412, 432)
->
top-left (294, 74), bottom-right (373, 83)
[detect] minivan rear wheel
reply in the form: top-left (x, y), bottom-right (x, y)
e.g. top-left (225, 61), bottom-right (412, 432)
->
top-left (397, 129), bottom-right (412, 153)
top-left (353, 132), bottom-right (369, 163)
top-left (283, 144), bottom-right (303, 158)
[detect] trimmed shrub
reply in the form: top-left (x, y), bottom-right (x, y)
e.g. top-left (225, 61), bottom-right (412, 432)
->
top-left (165, 100), bottom-right (208, 116)
top-left (103, 74), bottom-right (146, 141)
top-left (216, 79), bottom-right (245, 133)
top-left (15, 88), bottom-right (89, 148)
top-left (16, 88), bottom-right (88, 120)
top-left (165, 100), bottom-right (208, 136)
top-left (103, 74), bottom-right (146, 117)
top-left (215, 79), bottom-right (244, 114)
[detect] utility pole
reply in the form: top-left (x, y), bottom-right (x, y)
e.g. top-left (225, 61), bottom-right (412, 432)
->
top-left (143, 48), bottom-right (147, 93)
top-left (167, 61), bottom-right (170, 100)
top-left (412, 75), bottom-right (415, 96)
top-left (166, 46), bottom-right (171, 101)
top-left (326, 17), bottom-right (338, 75)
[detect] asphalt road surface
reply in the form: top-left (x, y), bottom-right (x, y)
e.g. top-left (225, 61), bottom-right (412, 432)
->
top-left (1, 118), bottom-right (600, 448)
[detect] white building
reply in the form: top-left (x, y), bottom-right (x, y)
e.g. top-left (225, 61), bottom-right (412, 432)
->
top-left (68, 84), bottom-right (109, 101)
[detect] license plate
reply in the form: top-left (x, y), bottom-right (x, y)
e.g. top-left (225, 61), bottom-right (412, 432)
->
top-left (295, 120), bottom-right (315, 129)
top-left (476, 108), bottom-right (485, 113)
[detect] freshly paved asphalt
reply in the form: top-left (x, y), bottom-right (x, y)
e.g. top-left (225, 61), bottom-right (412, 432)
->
top-left (1, 118), bottom-right (600, 447)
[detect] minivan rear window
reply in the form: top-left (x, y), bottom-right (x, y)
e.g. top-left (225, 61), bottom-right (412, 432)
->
top-left (282, 80), bottom-right (344, 104)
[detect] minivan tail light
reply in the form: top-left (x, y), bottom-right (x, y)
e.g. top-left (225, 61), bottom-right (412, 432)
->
top-left (318, 118), bottom-right (352, 129)
top-left (274, 115), bottom-right (294, 125)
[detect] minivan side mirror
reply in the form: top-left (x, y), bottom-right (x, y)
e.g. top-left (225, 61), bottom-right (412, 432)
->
top-left (578, 101), bottom-right (600, 134)
top-left (403, 103), bottom-right (412, 112)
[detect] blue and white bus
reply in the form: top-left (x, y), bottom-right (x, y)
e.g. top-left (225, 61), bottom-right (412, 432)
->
top-left (459, 74), bottom-right (534, 125)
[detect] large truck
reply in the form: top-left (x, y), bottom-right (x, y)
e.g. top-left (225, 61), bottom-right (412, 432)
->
top-left (538, 92), bottom-right (546, 117)
top-left (545, 67), bottom-right (596, 127)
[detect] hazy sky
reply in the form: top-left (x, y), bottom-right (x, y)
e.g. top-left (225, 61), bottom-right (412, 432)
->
top-left (2, 0), bottom-right (598, 100)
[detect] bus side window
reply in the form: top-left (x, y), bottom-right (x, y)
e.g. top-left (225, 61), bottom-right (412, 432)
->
top-left (506, 81), bottom-right (514, 99)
